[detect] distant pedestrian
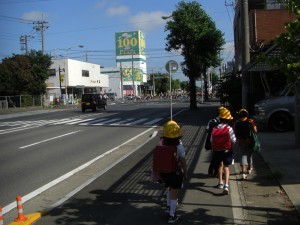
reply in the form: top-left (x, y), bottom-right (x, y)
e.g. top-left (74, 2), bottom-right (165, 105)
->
top-left (153, 120), bottom-right (188, 223)
top-left (211, 108), bottom-right (236, 195)
top-left (235, 109), bottom-right (257, 179)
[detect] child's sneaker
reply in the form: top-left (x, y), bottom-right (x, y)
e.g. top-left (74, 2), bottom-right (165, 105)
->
top-left (223, 185), bottom-right (229, 195)
top-left (248, 167), bottom-right (253, 174)
top-left (217, 183), bottom-right (224, 189)
top-left (242, 173), bottom-right (247, 180)
top-left (168, 215), bottom-right (179, 223)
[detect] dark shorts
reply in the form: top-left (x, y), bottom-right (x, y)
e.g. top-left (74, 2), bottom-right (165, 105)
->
top-left (160, 169), bottom-right (183, 189)
top-left (214, 150), bottom-right (233, 166)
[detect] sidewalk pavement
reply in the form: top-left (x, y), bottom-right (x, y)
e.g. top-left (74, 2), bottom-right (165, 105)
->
top-left (3, 102), bottom-right (300, 224)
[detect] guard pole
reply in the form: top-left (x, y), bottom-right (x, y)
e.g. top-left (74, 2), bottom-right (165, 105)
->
top-left (0, 206), bottom-right (3, 225)
top-left (169, 63), bottom-right (172, 120)
top-left (14, 196), bottom-right (27, 222)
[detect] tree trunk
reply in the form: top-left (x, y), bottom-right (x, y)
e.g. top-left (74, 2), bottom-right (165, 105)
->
top-left (203, 66), bottom-right (209, 101)
top-left (189, 76), bottom-right (197, 109)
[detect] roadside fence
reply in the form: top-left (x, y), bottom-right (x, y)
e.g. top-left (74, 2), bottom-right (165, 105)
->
top-left (0, 95), bottom-right (43, 110)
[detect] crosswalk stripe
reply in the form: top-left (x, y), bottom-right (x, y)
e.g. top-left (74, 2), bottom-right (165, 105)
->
top-left (91, 118), bottom-right (121, 125)
top-left (68, 118), bottom-right (95, 125)
top-left (0, 117), bottom-right (164, 130)
top-left (65, 118), bottom-right (86, 125)
top-left (79, 118), bottom-right (107, 125)
top-left (144, 118), bottom-right (163, 125)
top-left (127, 118), bottom-right (148, 125)
top-left (51, 118), bottom-right (76, 125)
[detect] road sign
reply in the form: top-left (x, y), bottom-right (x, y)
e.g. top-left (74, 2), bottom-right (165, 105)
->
top-left (165, 60), bottom-right (178, 73)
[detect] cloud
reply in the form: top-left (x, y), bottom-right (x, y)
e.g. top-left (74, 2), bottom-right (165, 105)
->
top-left (106, 6), bottom-right (129, 16)
top-left (95, 0), bottom-right (109, 9)
top-left (129, 11), bottom-right (168, 32)
top-left (21, 11), bottom-right (47, 21)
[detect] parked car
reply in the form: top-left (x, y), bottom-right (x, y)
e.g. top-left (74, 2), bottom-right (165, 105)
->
top-left (253, 84), bottom-right (295, 132)
top-left (81, 93), bottom-right (107, 112)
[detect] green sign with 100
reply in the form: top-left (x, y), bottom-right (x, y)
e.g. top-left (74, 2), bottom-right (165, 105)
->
top-left (115, 31), bottom-right (145, 56)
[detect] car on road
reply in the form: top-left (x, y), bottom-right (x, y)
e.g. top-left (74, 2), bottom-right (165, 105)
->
top-left (81, 93), bottom-right (107, 112)
top-left (253, 84), bottom-right (295, 132)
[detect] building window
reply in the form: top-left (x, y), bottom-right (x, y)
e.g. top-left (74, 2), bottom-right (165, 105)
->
top-left (266, 0), bottom-right (285, 9)
top-left (48, 69), bottom-right (56, 76)
top-left (82, 70), bottom-right (89, 77)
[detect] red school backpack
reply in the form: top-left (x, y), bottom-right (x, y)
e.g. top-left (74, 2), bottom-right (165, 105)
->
top-left (211, 125), bottom-right (232, 151)
top-left (152, 145), bottom-right (178, 173)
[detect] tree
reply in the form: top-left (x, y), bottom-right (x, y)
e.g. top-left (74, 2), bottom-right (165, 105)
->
top-left (164, 1), bottom-right (225, 109)
top-left (180, 81), bottom-right (189, 92)
top-left (27, 50), bottom-right (53, 95)
top-left (0, 55), bottom-right (32, 95)
top-left (0, 50), bottom-right (52, 96)
top-left (211, 72), bottom-right (220, 87)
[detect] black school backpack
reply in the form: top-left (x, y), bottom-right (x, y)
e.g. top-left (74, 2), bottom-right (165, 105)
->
top-left (235, 120), bottom-right (251, 139)
top-left (205, 118), bottom-right (220, 150)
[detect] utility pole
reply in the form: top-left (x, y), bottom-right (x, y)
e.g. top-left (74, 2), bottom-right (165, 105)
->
top-left (33, 18), bottom-right (49, 54)
top-left (58, 66), bottom-right (63, 97)
top-left (152, 71), bottom-right (156, 96)
top-left (131, 49), bottom-right (135, 96)
top-left (20, 35), bottom-right (33, 54)
top-left (120, 62), bottom-right (124, 100)
top-left (85, 49), bottom-right (88, 62)
top-left (241, 0), bottom-right (250, 108)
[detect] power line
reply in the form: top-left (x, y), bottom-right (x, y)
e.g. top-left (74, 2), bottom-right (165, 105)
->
top-left (0, 15), bottom-right (36, 24)
top-left (0, 0), bottom-right (53, 5)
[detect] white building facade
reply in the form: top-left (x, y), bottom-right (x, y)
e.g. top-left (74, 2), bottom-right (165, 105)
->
top-left (46, 59), bottom-right (109, 104)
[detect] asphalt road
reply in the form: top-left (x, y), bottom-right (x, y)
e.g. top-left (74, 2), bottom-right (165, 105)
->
top-left (0, 101), bottom-right (189, 219)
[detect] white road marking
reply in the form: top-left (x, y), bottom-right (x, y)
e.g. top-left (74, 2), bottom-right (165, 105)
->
top-left (19, 130), bottom-right (82, 149)
top-left (3, 128), bottom-right (158, 215)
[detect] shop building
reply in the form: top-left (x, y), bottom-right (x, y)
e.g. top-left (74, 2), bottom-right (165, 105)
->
top-left (46, 59), bottom-right (109, 104)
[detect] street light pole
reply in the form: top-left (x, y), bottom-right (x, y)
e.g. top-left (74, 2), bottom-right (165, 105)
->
top-left (120, 62), bottom-right (124, 100)
top-left (169, 63), bottom-right (173, 120)
top-left (131, 49), bottom-right (135, 96)
top-left (152, 71), bottom-right (156, 96)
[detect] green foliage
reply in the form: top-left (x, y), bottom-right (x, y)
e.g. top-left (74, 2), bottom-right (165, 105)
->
top-left (217, 75), bottom-right (242, 112)
top-left (180, 81), bottom-right (189, 92)
top-left (210, 72), bottom-right (220, 86)
top-left (164, 0), bottom-right (225, 109)
top-left (274, 0), bottom-right (300, 82)
top-left (27, 50), bottom-right (53, 95)
top-left (0, 50), bottom-right (52, 96)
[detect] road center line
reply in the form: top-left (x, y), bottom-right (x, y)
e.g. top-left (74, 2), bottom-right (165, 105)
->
top-left (19, 130), bottom-right (82, 149)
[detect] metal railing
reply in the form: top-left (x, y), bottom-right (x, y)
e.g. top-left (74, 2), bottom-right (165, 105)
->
top-left (0, 95), bottom-right (43, 109)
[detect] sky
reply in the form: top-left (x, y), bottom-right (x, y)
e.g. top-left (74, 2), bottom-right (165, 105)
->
top-left (0, 0), bottom-right (235, 81)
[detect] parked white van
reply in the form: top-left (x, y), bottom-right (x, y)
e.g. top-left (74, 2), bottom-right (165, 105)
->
top-left (253, 84), bottom-right (295, 132)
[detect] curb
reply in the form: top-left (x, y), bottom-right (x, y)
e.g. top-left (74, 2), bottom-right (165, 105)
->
top-left (8, 212), bottom-right (42, 225)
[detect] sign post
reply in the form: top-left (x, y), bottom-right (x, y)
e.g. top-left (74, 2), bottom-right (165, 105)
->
top-left (165, 60), bottom-right (179, 120)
